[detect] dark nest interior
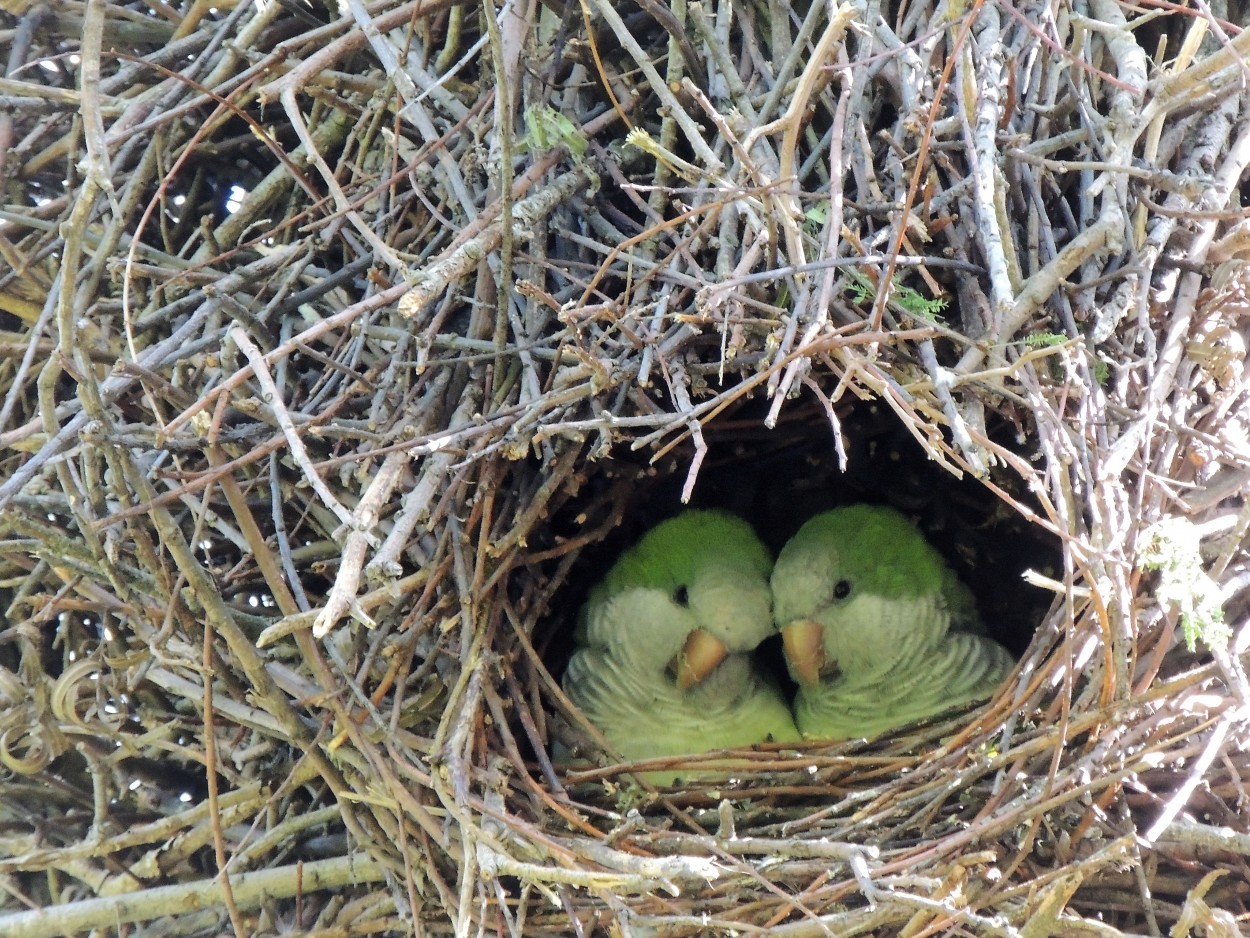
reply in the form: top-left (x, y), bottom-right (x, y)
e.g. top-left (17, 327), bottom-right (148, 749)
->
top-left (2, 0), bottom-right (1250, 934)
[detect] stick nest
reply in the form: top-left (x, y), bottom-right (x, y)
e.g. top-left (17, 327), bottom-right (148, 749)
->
top-left (1, 0), bottom-right (1249, 934)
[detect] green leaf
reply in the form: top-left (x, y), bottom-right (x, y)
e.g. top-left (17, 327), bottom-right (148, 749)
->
top-left (522, 105), bottom-right (587, 162)
top-left (843, 271), bottom-right (947, 321)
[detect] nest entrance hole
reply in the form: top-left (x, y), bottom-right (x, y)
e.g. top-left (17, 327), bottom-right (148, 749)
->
top-left (540, 388), bottom-right (1061, 761)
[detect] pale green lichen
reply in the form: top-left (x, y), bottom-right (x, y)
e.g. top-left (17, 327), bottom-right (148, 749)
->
top-left (1140, 517), bottom-right (1229, 653)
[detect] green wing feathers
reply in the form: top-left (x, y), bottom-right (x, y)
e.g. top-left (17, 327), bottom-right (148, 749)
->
top-left (791, 617), bottom-right (1015, 740)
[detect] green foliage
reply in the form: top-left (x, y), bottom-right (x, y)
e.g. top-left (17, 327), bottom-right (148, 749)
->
top-left (803, 201), bottom-right (829, 238)
top-left (1022, 331), bottom-right (1068, 348)
top-left (844, 271), bottom-right (947, 321)
top-left (522, 105), bottom-right (588, 165)
top-left (1090, 355), bottom-right (1110, 386)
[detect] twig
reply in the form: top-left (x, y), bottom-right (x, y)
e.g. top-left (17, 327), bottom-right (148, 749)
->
top-left (0, 855), bottom-right (387, 938)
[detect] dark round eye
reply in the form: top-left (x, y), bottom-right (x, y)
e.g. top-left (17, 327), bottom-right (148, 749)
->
top-left (832, 580), bottom-right (852, 600)
top-left (673, 585), bottom-right (690, 606)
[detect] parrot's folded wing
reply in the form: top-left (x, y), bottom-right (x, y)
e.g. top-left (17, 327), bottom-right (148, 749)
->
top-left (561, 588), bottom-right (798, 783)
top-left (795, 633), bottom-right (1014, 741)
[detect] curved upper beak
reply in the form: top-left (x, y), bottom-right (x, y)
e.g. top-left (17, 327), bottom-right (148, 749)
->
top-left (781, 619), bottom-right (826, 687)
top-left (674, 628), bottom-right (730, 690)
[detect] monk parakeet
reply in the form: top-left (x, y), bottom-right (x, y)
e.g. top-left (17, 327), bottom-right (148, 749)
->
top-left (771, 505), bottom-right (1013, 740)
top-left (561, 510), bottom-right (798, 782)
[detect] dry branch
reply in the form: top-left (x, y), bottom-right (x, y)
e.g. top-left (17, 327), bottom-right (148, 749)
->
top-left (0, 0), bottom-right (1248, 934)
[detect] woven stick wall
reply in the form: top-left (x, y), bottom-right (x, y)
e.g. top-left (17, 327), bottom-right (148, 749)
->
top-left (1, 0), bottom-right (1249, 934)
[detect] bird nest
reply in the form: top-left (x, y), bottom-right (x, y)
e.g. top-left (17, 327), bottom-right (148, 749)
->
top-left (2, 0), bottom-right (1249, 934)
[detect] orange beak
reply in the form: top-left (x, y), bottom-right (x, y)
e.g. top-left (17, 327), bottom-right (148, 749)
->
top-left (781, 619), bottom-right (826, 686)
top-left (674, 628), bottom-right (730, 690)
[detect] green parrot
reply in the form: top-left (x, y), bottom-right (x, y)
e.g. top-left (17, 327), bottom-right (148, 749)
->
top-left (561, 510), bottom-right (798, 783)
top-left (771, 505), bottom-right (1014, 741)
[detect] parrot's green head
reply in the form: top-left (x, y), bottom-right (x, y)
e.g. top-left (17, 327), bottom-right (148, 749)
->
top-left (771, 506), bottom-right (959, 683)
top-left (579, 510), bottom-right (775, 685)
